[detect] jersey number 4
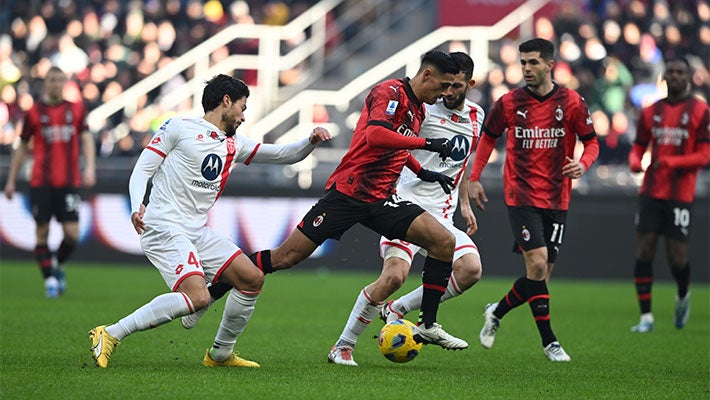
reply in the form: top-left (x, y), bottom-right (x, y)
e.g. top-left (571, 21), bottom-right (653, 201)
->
top-left (175, 252), bottom-right (202, 274)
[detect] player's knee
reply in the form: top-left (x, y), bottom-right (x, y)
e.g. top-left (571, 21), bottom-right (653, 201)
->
top-left (429, 232), bottom-right (455, 259)
top-left (636, 239), bottom-right (656, 261)
top-left (35, 224), bottom-right (50, 240)
top-left (233, 266), bottom-right (264, 292)
top-left (525, 259), bottom-right (548, 280)
top-left (63, 232), bottom-right (79, 244)
top-left (468, 262), bottom-right (482, 282)
top-left (245, 270), bottom-right (265, 292)
top-left (189, 290), bottom-right (212, 310)
top-left (382, 271), bottom-right (407, 292)
top-left (442, 232), bottom-right (455, 252)
top-left (454, 257), bottom-right (481, 287)
top-left (668, 256), bottom-right (687, 271)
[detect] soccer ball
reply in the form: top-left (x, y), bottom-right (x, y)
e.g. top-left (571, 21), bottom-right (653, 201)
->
top-left (378, 319), bottom-right (422, 363)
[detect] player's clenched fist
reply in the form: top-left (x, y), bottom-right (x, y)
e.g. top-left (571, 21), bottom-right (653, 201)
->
top-left (309, 127), bottom-right (333, 145)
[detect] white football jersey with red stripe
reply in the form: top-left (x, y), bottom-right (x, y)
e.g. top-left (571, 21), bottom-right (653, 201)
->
top-left (398, 99), bottom-right (484, 220)
top-left (142, 116), bottom-right (260, 230)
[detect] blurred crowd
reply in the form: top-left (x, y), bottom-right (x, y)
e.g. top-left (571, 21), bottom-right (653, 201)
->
top-left (464, 0), bottom-right (709, 166)
top-left (1, 0), bottom-right (709, 169)
top-left (0, 0), bottom-right (327, 157)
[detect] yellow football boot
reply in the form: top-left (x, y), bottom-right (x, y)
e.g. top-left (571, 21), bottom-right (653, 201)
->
top-left (89, 325), bottom-right (120, 368)
top-left (202, 349), bottom-right (259, 368)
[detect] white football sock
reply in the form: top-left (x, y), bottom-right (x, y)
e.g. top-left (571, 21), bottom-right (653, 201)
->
top-left (106, 292), bottom-right (194, 340)
top-left (337, 288), bottom-right (381, 347)
top-left (210, 289), bottom-right (259, 361)
top-left (394, 273), bottom-right (463, 316)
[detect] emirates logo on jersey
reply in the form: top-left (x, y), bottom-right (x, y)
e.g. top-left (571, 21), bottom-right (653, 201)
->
top-left (201, 154), bottom-right (223, 181)
top-left (396, 124), bottom-right (416, 137)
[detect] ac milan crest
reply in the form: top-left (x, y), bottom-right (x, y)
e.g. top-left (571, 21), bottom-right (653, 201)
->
top-left (313, 214), bottom-right (325, 227)
top-left (521, 227), bottom-right (531, 242)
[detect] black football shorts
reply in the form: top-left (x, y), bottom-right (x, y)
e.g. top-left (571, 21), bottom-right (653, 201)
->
top-left (297, 188), bottom-right (425, 245)
top-left (30, 186), bottom-right (81, 224)
top-left (636, 195), bottom-right (692, 242)
top-left (507, 205), bottom-right (567, 263)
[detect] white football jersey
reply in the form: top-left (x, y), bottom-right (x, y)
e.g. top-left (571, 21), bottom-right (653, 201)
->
top-left (398, 99), bottom-right (484, 220)
top-left (136, 117), bottom-right (262, 231)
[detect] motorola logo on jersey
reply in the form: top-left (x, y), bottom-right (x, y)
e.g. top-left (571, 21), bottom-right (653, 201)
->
top-left (449, 134), bottom-right (470, 162)
top-left (201, 154), bottom-right (223, 181)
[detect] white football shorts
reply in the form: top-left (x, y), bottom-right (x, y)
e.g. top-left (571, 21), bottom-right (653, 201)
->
top-left (379, 218), bottom-right (479, 264)
top-left (140, 223), bottom-right (242, 291)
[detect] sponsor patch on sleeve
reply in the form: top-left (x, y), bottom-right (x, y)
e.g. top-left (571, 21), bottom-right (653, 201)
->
top-left (385, 100), bottom-right (398, 115)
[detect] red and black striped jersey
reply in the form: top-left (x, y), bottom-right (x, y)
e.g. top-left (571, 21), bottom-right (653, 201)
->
top-left (21, 100), bottom-right (87, 188)
top-left (635, 96), bottom-right (710, 202)
top-left (326, 78), bottom-right (425, 202)
top-left (482, 85), bottom-right (596, 210)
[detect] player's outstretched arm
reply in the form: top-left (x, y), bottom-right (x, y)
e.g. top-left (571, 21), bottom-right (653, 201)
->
top-left (247, 127), bottom-right (332, 165)
top-left (308, 127), bottom-right (332, 145)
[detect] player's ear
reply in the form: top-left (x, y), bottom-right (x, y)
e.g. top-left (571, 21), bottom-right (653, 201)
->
top-left (422, 68), bottom-right (432, 81)
top-left (222, 94), bottom-right (232, 107)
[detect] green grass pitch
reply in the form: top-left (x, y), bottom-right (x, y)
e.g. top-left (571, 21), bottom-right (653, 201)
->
top-left (1, 261), bottom-right (708, 399)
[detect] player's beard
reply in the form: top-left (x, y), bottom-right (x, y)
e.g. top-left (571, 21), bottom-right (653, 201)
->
top-left (223, 115), bottom-right (237, 137)
top-left (443, 91), bottom-right (466, 110)
top-left (667, 79), bottom-right (689, 98)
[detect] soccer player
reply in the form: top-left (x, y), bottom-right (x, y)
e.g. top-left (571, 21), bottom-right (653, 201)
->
top-left (182, 50), bottom-right (469, 351)
top-left (628, 58), bottom-right (710, 333)
top-left (88, 74), bottom-right (332, 368)
top-left (469, 38), bottom-right (599, 362)
top-left (4, 66), bottom-right (96, 298)
top-left (328, 52), bottom-right (485, 366)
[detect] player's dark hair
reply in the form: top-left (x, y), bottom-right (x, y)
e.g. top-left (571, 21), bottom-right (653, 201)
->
top-left (665, 57), bottom-right (691, 72)
top-left (47, 66), bottom-right (65, 76)
top-left (519, 38), bottom-right (555, 61)
top-left (450, 52), bottom-right (474, 81)
top-left (419, 50), bottom-right (460, 75)
top-left (201, 74), bottom-right (250, 113)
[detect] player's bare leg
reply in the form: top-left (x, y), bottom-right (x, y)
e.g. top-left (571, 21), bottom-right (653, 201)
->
top-left (269, 229), bottom-right (320, 271)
